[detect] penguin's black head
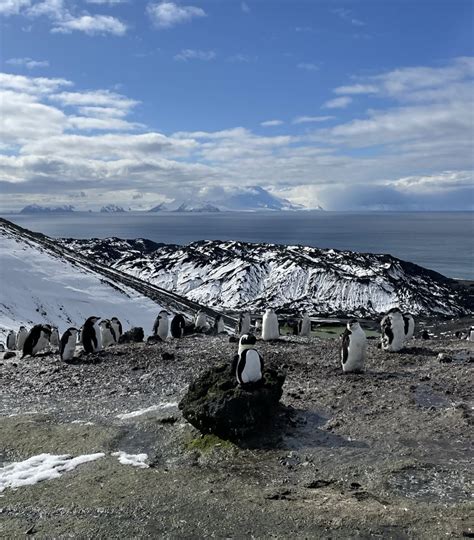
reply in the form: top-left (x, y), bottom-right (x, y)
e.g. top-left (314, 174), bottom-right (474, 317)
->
top-left (42, 325), bottom-right (52, 336)
top-left (387, 307), bottom-right (401, 314)
top-left (239, 333), bottom-right (257, 346)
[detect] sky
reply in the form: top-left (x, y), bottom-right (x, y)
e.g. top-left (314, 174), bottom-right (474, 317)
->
top-left (0, 0), bottom-right (473, 211)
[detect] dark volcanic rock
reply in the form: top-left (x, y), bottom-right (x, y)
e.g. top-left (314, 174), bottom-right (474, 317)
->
top-left (118, 327), bottom-right (144, 344)
top-left (179, 363), bottom-right (286, 439)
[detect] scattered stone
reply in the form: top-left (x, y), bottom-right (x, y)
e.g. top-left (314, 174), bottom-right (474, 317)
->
top-left (228, 336), bottom-right (238, 343)
top-left (162, 352), bottom-right (175, 361)
top-left (305, 479), bottom-right (334, 489)
top-left (179, 362), bottom-right (285, 439)
top-left (119, 327), bottom-right (144, 344)
top-left (147, 335), bottom-right (162, 344)
top-left (3, 351), bottom-right (16, 360)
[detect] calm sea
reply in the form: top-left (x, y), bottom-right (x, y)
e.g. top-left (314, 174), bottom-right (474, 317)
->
top-left (4, 211), bottom-right (474, 280)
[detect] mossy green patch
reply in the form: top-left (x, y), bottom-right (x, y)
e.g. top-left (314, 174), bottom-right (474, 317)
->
top-left (185, 434), bottom-right (235, 453)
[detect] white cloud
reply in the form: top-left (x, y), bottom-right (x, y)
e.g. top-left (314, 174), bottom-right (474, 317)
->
top-left (6, 57), bottom-right (49, 69)
top-left (26, 0), bottom-right (64, 19)
top-left (147, 1), bottom-right (205, 28)
top-left (52, 14), bottom-right (127, 35)
top-left (241, 2), bottom-right (249, 13)
top-left (0, 0), bottom-right (30, 16)
top-left (86, 0), bottom-right (128, 4)
top-left (334, 84), bottom-right (378, 95)
top-left (292, 115), bottom-right (334, 124)
top-left (261, 119), bottom-right (284, 127)
top-left (51, 90), bottom-right (138, 112)
top-left (297, 62), bottom-right (319, 72)
top-left (332, 8), bottom-right (364, 27)
top-left (0, 72), bottom-right (72, 94)
top-left (323, 96), bottom-right (352, 109)
top-left (174, 49), bottom-right (216, 61)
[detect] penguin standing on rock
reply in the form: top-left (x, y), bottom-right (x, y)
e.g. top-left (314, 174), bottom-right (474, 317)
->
top-left (381, 308), bottom-right (405, 352)
top-left (6, 330), bottom-right (16, 351)
top-left (403, 313), bottom-right (415, 341)
top-left (50, 327), bottom-right (60, 350)
top-left (16, 326), bottom-right (28, 351)
top-left (22, 325), bottom-right (52, 358)
top-left (262, 309), bottom-right (279, 341)
top-left (194, 311), bottom-right (209, 333)
top-left (170, 314), bottom-right (186, 338)
top-left (467, 326), bottom-right (474, 342)
top-left (153, 310), bottom-right (170, 340)
top-left (100, 319), bottom-right (117, 348)
top-left (110, 317), bottom-right (123, 340)
top-left (82, 317), bottom-right (102, 354)
top-left (213, 314), bottom-right (226, 335)
top-left (60, 328), bottom-right (78, 361)
top-left (238, 313), bottom-right (251, 336)
top-left (298, 313), bottom-right (311, 337)
top-left (232, 341), bottom-right (264, 387)
top-left (341, 319), bottom-right (366, 373)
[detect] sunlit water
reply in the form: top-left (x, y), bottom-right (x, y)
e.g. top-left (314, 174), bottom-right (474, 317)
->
top-left (3, 211), bottom-right (473, 279)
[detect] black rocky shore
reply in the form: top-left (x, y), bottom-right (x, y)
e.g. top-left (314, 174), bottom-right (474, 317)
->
top-left (1, 321), bottom-right (473, 538)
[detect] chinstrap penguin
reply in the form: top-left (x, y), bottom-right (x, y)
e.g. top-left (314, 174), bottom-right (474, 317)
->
top-left (110, 317), bottom-right (123, 339)
top-left (6, 330), bottom-right (16, 351)
top-left (49, 326), bottom-right (60, 349)
top-left (213, 314), bottom-right (226, 335)
top-left (238, 333), bottom-right (257, 355)
top-left (82, 316), bottom-right (102, 353)
top-left (341, 319), bottom-right (367, 373)
top-left (22, 325), bottom-right (52, 358)
top-left (170, 314), bottom-right (186, 338)
top-left (100, 319), bottom-right (117, 348)
top-left (153, 310), bottom-right (170, 340)
top-left (60, 328), bottom-right (78, 361)
top-left (262, 309), bottom-right (279, 341)
top-left (403, 313), bottom-right (415, 341)
top-left (238, 313), bottom-right (251, 336)
top-left (232, 347), bottom-right (264, 386)
top-left (381, 308), bottom-right (405, 352)
top-left (16, 326), bottom-right (28, 351)
top-left (468, 326), bottom-right (474, 342)
top-left (298, 313), bottom-right (311, 337)
top-left (194, 311), bottom-right (209, 333)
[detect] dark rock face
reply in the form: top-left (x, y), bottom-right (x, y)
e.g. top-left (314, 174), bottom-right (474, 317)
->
top-left (179, 363), bottom-right (286, 439)
top-left (118, 327), bottom-right (144, 344)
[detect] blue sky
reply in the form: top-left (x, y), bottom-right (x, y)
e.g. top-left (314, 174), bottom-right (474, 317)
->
top-left (1, 0), bottom-right (473, 210)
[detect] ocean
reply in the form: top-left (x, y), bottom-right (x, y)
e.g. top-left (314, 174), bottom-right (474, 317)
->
top-left (3, 211), bottom-right (474, 280)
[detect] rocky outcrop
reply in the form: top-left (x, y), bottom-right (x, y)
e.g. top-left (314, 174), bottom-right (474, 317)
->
top-left (179, 362), bottom-right (286, 439)
top-left (118, 327), bottom-right (144, 344)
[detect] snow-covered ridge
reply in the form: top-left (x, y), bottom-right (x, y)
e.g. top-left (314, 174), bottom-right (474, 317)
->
top-left (58, 237), bottom-right (470, 318)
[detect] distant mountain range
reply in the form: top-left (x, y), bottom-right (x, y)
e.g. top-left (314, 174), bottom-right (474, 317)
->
top-left (100, 205), bottom-right (126, 213)
top-left (20, 204), bottom-right (75, 214)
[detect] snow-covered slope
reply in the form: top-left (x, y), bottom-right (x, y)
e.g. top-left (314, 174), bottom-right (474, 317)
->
top-left (58, 237), bottom-right (470, 318)
top-left (0, 221), bottom-right (163, 341)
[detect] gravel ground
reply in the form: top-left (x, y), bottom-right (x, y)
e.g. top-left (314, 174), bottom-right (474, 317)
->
top-left (1, 326), bottom-right (473, 539)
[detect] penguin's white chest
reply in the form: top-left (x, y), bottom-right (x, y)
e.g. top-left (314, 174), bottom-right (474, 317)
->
top-left (101, 328), bottom-right (116, 348)
top-left (238, 350), bottom-right (262, 384)
top-left (342, 333), bottom-right (366, 372)
top-left (32, 334), bottom-right (50, 355)
top-left (262, 314), bottom-right (279, 341)
top-left (62, 339), bottom-right (76, 360)
top-left (157, 318), bottom-right (169, 340)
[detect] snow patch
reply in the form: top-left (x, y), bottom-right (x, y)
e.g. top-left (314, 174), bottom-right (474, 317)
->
top-left (112, 451), bottom-right (149, 468)
top-left (116, 402), bottom-right (178, 420)
top-left (0, 452), bottom-right (105, 493)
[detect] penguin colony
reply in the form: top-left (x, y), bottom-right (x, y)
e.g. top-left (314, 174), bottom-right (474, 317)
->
top-left (6, 301), bottom-right (467, 381)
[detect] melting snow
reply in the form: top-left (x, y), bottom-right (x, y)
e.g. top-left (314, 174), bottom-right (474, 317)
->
top-left (0, 452), bottom-right (105, 493)
top-left (116, 402), bottom-right (178, 420)
top-left (112, 451), bottom-right (149, 468)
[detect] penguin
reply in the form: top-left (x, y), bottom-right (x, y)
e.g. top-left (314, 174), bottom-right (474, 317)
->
top-left (402, 313), bottom-right (415, 341)
top-left (467, 326), bottom-right (474, 342)
top-left (153, 310), bottom-right (170, 340)
top-left (238, 333), bottom-right (257, 355)
top-left (194, 310), bottom-right (209, 333)
top-left (213, 314), bottom-right (226, 335)
top-left (381, 308), bottom-right (405, 352)
top-left (298, 313), bottom-right (311, 337)
top-left (238, 312), bottom-right (251, 336)
top-left (22, 325), bottom-right (52, 358)
top-left (99, 319), bottom-right (117, 348)
top-left (170, 313), bottom-right (186, 338)
top-left (49, 326), bottom-right (60, 349)
top-left (60, 328), bottom-right (78, 361)
top-left (82, 316), bottom-right (102, 354)
top-left (6, 330), bottom-right (16, 351)
top-left (110, 317), bottom-right (123, 340)
top-left (0, 343), bottom-right (5, 352)
top-left (255, 319), bottom-right (262, 334)
top-left (262, 308), bottom-right (279, 341)
top-left (232, 348), bottom-right (264, 386)
top-left (15, 326), bottom-right (28, 351)
top-left (341, 319), bottom-right (366, 373)
top-left (421, 330), bottom-right (430, 340)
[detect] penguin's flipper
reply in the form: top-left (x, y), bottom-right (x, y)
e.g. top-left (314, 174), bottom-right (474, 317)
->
top-left (341, 328), bottom-right (350, 364)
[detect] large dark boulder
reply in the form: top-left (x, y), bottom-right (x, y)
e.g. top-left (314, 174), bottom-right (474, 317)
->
top-left (119, 327), bottom-right (144, 344)
top-left (179, 363), bottom-right (286, 439)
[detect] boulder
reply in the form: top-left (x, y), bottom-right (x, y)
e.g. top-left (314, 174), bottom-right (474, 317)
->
top-left (179, 362), bottom-right (285, 439)
top-left (119, 327), bottom-right (144, 344)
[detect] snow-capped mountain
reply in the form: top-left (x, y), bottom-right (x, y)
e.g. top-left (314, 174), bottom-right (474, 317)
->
top-left (100, 205), bottom-right (126, 213)
top-left (147, 186), bottom-right (307, 212)
top-left (20, 204), bottom-right (75, 214)
top-left (0, 219), bottom-right (236, 342)
top-left (58, 237), bottom-right (470, 318)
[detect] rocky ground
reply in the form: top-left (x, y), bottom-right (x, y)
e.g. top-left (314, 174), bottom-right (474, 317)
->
top-left (1, 320), bottom-right (473, 539)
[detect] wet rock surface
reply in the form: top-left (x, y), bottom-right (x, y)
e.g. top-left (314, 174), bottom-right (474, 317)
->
top-left (1, 322), bottom-right (473, 538)
top-left (179, 363), bottom-right (285, 438)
